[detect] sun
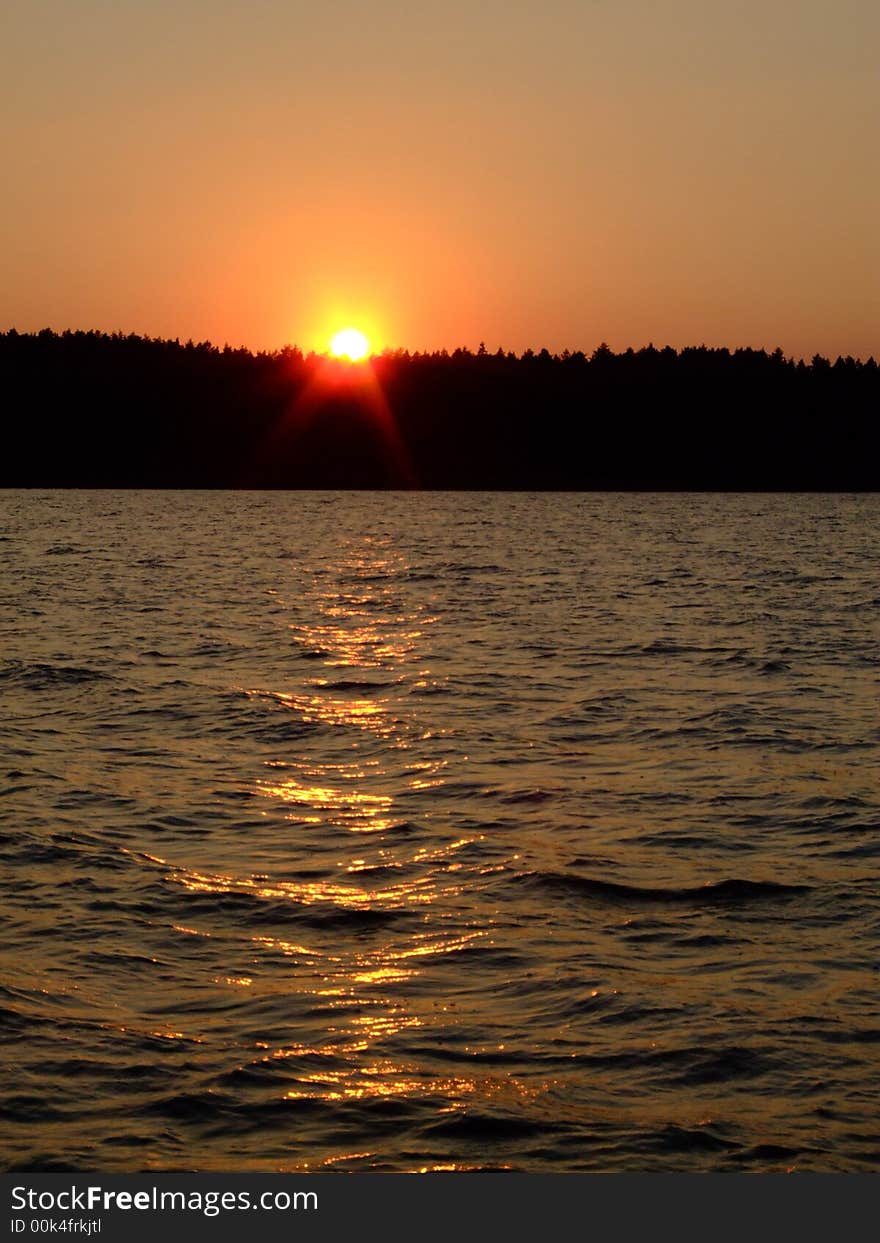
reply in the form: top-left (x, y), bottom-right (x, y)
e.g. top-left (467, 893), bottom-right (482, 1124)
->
top-left (330, 327), bottom-right (370, 361)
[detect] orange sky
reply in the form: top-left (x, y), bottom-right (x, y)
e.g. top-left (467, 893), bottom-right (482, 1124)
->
top-left (2, 1), bottom-right (877, 359)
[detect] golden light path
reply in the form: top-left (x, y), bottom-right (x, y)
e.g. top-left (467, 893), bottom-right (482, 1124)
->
top-left (114, 533), bottom-right (549, 1168)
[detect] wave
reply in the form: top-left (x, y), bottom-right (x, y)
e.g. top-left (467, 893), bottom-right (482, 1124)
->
top-left (159, 883), bottom-right (411, 930)
top-left (426, 1111), bottom-right (551, 1140)
top-left (0, 660), bottom-right (112, 690)
top-left (310, 678), bottom-right (394, 692)
top-left (514, 870), bottom-right (810, 907)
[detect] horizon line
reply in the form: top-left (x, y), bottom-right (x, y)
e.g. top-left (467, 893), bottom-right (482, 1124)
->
top-left (2, 326), bottom-right (877, 367)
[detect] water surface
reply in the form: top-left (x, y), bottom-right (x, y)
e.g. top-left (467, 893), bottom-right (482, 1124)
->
top-left (1, 491), bottom-right (878, 1171)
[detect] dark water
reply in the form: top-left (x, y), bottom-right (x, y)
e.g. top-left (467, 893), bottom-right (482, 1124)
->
top-left (1, 490), bottom-right (878, 1173)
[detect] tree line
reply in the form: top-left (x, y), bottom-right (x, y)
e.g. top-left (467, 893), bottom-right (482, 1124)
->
top-left (1, 328), bottom-right (876, 488)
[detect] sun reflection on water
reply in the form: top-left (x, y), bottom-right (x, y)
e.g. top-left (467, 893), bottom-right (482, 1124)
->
top-left (247, 539), bottom-right (449, 842)
top-left (256, 775), bottom-right (401, 832)
top-left (170, 862), bottom-right (444, 909)
top-left (158, 537), bottom-right (533, 1122)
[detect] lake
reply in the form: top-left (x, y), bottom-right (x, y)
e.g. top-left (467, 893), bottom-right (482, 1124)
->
top-left (1, 490), bottom-right (878, 1171)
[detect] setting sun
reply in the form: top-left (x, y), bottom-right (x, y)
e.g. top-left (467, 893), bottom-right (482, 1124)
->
top-left (330, 328), bottom-right (370, 361)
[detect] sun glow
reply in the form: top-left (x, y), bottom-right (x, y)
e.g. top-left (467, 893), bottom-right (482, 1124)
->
top-left (330, 327), bottom-right (370, 361)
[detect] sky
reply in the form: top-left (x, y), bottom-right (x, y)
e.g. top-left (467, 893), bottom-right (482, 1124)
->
top-left (2, 0), bottom-right (877, 358)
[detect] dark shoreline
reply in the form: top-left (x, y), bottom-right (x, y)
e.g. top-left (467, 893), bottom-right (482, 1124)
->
top-left (3, 329), bottom-right (877, 490)
top-left (6, 486), bottom-right (880, 494)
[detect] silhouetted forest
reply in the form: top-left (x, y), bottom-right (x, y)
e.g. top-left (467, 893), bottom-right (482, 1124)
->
top-left (1, 329), bottom-right (877, 489)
